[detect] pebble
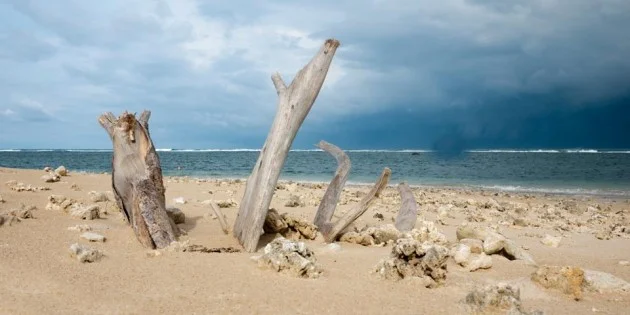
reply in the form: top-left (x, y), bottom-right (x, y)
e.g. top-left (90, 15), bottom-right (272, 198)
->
top-left (80, 232), bottom-right (106, 242)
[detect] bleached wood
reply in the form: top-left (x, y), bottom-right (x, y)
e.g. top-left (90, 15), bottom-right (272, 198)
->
top-left (395, 182), bottom-right (418, 232)
top-left (98, 110), bottom-right (176, 249)
top-left (210, 202), bottom-right (229, 235)
top-left (313, 140), bottom-right (350, 236)
top-left (233, 39), bottom-right (341, 252)
top-left (323, 167), bottom-right (391, 242)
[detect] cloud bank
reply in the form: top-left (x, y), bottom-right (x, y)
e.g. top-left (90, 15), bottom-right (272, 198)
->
top-left (1, 0), bottom-right (629, 149)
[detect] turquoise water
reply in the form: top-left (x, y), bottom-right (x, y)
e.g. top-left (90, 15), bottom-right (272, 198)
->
top-left (1, 149), bottom-right (629, 196)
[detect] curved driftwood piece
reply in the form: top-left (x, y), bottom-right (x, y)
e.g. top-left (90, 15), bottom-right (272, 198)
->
top-left (323, 167), bottom-right (391, 242)
top-left (394, 182), bottom-right (418, 232)
top-left (98, 110), bottom-right (177, 249)
top-left (233, 39), bottom-right (341, 252)
top-left (210, 202), bottom-right (229, 235)
top-left (313, 140), bottom-right (350, 232)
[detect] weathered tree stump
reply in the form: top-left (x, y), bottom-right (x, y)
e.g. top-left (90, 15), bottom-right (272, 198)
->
top-left (395, 182), bottom-right (418, 232)
top-left (233, 39), bottom-right (341, 252)
top-left (98, 110), bottom-right (177, 249)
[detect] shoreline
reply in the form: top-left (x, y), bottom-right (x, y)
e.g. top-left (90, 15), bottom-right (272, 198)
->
top-left (3, 166), bottom-right (629, 199)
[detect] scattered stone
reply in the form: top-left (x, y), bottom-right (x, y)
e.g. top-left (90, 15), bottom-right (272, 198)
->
top-left (619, 260), bottom-right (629, 266)
top-left (467, 253), bottom-right (493, 272)
top-left (284, 194), bottom-right (305, 207)
top-left (216, 199), bottom-right (237, 208)
top-left (456, 224), bottom-right (536, 266)
top-left (55, 166), bottom-right (68, 176)
top-left (68, 225), bottom-right (92, 232)
top-left (339, 231), bottom-right (374, 246)
top-left (88, 191), bottom-right (109, 203)
top-left (7, 207), bottom-right (34, 219)
top-left (42, 172), bottom-right (60, 183)
top-left (173, 197), bottom-right (186, 205)
top-left (340, 221), bottom-right (448, 247)
top-left (404, 221), bottom-right (449, 245)
top-left (8, 181), bottom-right (50, 192)
top-left (0, 194), bottom-right (4, 203)
top-left (80, 232), bottom-right (106, 242)
top-left (465, 283), bottom-right (539, 315)
top-left (252, 237), bottom-right (322, 278)
top-left (373, 238), bottom-right (449, 287)
top-left (69, 243), bottom-right (103, 263)
top-left (166, 207), bottom-right (185, 224)
top-left (459, 238), bottom-right (484, 254)
top-left (263, 209), bottom-right (318, 240)
top-left (70, 205), bottom-right (100, 220)
top-left (531, 265), bottom-right (584, 300)
top-left (46, 195), bottom-right (77, 212)
top-left (583, 269), bottom-right (630, 293)
top-left (373, 212), bottom-right (384, 221)
top-left (453, 244), bottom-right (472, 265)
top-left (44, 166), bottom-right (52, 172)
top-left (146, 250), bottom-right (162, 258)
top-left (541, 234), bottom-right (562, 248)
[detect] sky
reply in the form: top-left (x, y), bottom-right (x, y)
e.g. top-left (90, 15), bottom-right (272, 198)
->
top-left (0, 0), bottom-right (629, 150)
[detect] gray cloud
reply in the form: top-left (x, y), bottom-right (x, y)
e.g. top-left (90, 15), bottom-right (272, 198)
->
top-left (0, 0), bottom-right (628, 149)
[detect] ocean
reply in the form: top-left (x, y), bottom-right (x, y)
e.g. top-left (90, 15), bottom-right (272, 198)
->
top-left (1, 149), bottom-right (629, 197)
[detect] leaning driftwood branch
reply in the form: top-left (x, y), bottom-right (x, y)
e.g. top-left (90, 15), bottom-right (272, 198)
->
top-left (98, 110), bottom-right (177, 249)
top-left (394, 182), bottom-right (418, 232)
top-left (323, 167), bottom-right (391, 242)
top-left (210, 202), bottom-right (229, 235)
top-left (313, 140), bottom-right (351, 233)
top-left (233, 39), bottom-right (341, 252)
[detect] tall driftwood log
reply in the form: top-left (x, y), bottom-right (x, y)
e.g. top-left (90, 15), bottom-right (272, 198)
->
top-left (233, 39), bottom-right (341, 252)
top-left (313, 140), bottom-right (350, 230)
top-left (395, 182), bottom-right (418, 232)
top-left (98, 110), bottom-right (177, 249)
top-left (322, 167), bottom-right (391, 242)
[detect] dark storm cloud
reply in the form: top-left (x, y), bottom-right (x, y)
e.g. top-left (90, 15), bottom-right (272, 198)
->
top-left (0, 0), bottom-right (628, 149)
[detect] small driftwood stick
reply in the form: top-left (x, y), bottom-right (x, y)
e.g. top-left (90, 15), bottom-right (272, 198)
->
top-left (233, 39), bottom-right (341, 252)
top-left (98, 110), bottom-right (177, 249)
top-left (313, 140), bottom-right (350, 231)
top-left (394, 182), bottom-right (418, 232)
top-left (323, 167), bottom-right (391, 242)
top-left (210, 202), bottom-right (229, 235)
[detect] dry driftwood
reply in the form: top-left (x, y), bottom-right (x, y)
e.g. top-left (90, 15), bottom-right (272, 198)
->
top-left (394, 182), bottom-right (418, 232)
top-left (313, 140), bottom-right (350, 230)
top-left (98, 110), bottom-right (177, 249)
top-left (323, 167), bottom-right (391, 242)
top-left (233, 39), bottom-right (341, 252)
top-left (210, 202), bottom-right (229, 235)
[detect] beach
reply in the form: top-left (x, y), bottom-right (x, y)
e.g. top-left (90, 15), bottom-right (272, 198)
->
top-left (1, 166), bottom-right (629, 314)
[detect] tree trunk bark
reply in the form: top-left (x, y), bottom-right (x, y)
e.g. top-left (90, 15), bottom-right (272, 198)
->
top-left (98, 110), bottom-right (177, 249)
top-left (233, 39), bottom-right (341, 252)
top-left (323, 167), bottom-right (391, 242)
top-left (395, 182), bottom-right (418, 232)
top-left (313, 140), bottom-right (350, 233)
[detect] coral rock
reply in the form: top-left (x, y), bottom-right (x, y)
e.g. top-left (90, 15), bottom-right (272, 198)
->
top-left (531, 265), bottom-right (584, 300)
top-left (253, 237), bottom-right (322, 278)
top-left (373, 238), bottom-right (449, 288)
top-left (69, 243), bottom-right (103, 263)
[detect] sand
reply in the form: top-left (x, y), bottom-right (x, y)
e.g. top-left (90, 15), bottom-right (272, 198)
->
top-left (1, 166), bottom-right (629, 314)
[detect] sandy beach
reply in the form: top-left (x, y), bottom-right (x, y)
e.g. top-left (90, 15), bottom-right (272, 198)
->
top-left (1, 166), bottom-right (629, 314)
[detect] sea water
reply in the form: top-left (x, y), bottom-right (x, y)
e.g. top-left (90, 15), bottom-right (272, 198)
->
top-left (1, 149), bottom-right (629, 197)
